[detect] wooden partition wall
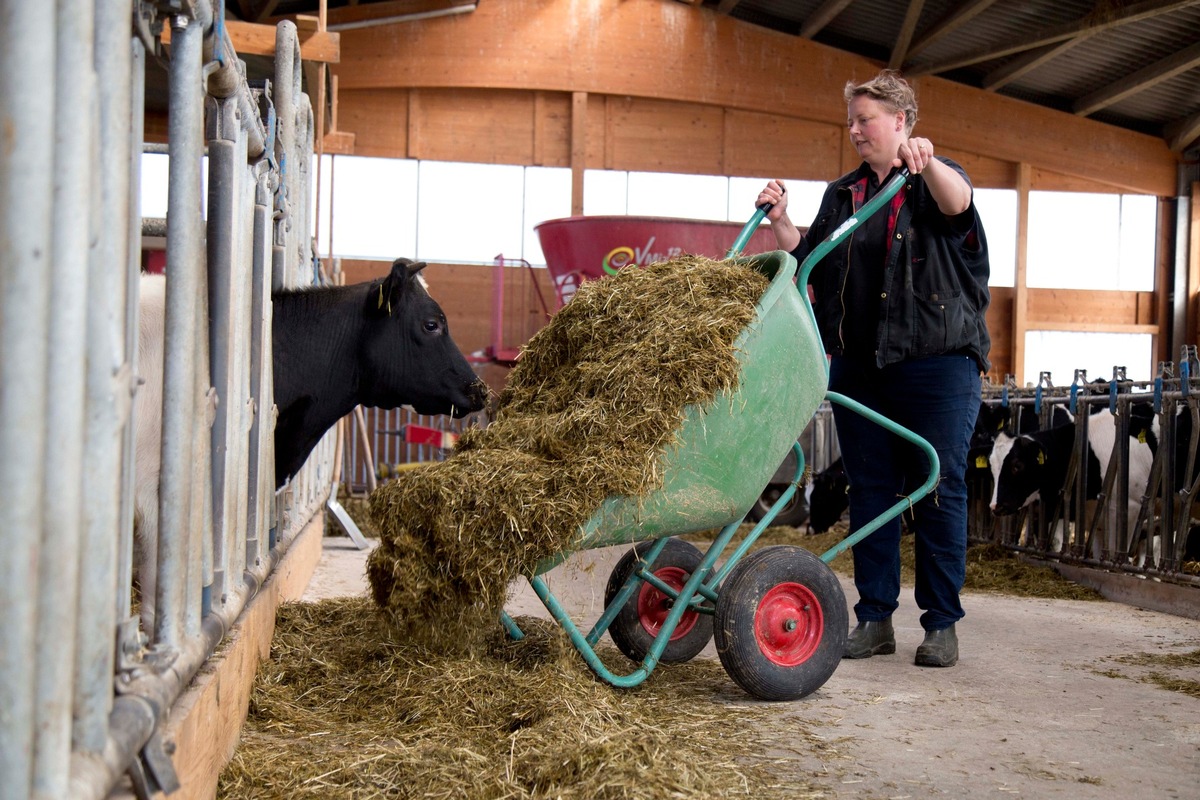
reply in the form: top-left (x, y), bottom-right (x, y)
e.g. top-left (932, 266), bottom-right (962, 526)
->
top-left (314, 0), bottom-right (1189, 382)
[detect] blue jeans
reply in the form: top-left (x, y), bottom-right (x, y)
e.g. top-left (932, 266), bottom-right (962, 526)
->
top-left (829, 355), bottom-right (980, 632)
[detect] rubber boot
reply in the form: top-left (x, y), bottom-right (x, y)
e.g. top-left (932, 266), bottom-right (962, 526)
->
top-left (914, 624), bottom-right (958, 667)
top-left (843, 619), bottom-right (895, 659)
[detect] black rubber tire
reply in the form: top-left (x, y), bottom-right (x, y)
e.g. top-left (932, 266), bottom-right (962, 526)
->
top-left (604, 538), bottom-right (714, 664)
top-left (747, 484), bottom-right (809, 527)
top-left (714, 545), bottom-right (847, 701)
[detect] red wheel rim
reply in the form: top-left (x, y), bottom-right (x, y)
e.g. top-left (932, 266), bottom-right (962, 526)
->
top-left (754, 582), bottom-right (822, 667)
top-left (636, 567), bottom-right (699, 640)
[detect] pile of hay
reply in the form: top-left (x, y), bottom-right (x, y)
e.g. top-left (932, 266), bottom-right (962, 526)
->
top-left (217, 598), bottom-right (829, 799)
top-left (367, 257), bottom-right (769, 645)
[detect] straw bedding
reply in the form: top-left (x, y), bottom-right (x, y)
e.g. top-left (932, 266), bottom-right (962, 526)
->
top-left (366, 256), bottom-right (769, 647)
top-left (217, 599), bottom-right (829, 799)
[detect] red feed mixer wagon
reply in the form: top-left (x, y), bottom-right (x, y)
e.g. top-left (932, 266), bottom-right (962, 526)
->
top-left (535, 215), bottom-right (781, 307)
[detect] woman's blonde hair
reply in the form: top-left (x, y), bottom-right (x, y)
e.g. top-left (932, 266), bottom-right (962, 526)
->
top-left (844, 70), bottom-right (918, 136)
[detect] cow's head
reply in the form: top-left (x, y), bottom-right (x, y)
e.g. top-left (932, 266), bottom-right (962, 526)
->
top-left (361, 258), bottom-right (488, 418)
top-left (988, 432), bottom-right (1043, 516)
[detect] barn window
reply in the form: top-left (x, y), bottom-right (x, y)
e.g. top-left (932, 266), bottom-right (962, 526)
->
top-left (1027, 191), bottom-right (1157, 291)
top-left (974, 188), bottom-right (1016, 288)
top-left (1023, 330), bottom-right (1153, 384)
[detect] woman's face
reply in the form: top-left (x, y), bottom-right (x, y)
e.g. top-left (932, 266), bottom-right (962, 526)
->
top-left (847, 95), bottom-right (905, 168)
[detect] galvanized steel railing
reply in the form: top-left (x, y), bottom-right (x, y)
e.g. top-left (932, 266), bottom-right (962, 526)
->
top-left (969, 362), bottom-right (1200, 586)
top-left (0, 4), bottom-right (332, 799)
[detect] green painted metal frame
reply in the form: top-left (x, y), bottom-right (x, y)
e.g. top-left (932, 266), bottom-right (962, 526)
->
top-left (503, 168), bottom-right (940, 689)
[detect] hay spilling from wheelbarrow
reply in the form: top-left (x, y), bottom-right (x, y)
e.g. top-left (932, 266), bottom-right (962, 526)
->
top-left (217, 598), bottom-right (831, 799)
top-left (367, 256), bottom-right (769, 646)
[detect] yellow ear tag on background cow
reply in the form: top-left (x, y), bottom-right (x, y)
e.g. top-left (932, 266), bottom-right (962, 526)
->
top-left (1037, 449), bottom-right (1046, 465)
top-left (1138, 430), bottom-right (1147, 443)
top-left (975, 455), bottom-right (988, 469)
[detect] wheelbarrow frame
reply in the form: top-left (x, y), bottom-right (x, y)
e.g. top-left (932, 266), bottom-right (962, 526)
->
top-left (501, 169), bottom-right (941, 697)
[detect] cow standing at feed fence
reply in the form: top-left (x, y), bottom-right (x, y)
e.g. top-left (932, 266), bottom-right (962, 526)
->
top-left (134, 258), bottom-right (487, 629)
top-left (987, 413), bottom-right (1154, 557)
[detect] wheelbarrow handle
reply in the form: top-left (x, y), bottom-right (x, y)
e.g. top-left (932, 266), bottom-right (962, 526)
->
top-left (727, 169), bottom-right (909, 261)
top-left (795, 167), bottom-right (909, 290)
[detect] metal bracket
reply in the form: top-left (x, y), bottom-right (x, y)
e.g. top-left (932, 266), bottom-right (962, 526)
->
top-left (326, 497), bottom-right (370, 549)
top-left (127, 729), bottom-right (181, 799)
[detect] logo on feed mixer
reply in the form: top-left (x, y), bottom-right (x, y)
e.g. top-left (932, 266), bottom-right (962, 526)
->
top-left (602, 236), bottom-right (683, 275)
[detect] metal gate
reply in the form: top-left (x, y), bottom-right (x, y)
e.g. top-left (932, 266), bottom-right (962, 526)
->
top-left (0, 4), bottom-right (332, 798)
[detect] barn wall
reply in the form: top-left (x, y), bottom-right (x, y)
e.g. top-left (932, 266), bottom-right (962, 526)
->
top-left (330, 0), bottom-right (1177, 196)
top-left (316, 0), bottom-right (1181, 383)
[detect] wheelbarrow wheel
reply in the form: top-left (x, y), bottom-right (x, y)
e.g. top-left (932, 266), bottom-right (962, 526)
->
top-left (604, 538), bottom-right (714, 665)
top-left (714, 545), bottom-right (847, 701)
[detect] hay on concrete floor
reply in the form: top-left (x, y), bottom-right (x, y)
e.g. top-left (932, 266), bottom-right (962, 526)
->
top-left (217, 598), bottom-right (830, 800)
top-left (684, 523), bottom-right (1105, 601)
top-left (367, 257), bottom-right (769, 647)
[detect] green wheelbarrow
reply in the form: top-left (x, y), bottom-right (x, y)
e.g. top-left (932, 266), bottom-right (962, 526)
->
top-left (501, 170), bottom-right (939, 701)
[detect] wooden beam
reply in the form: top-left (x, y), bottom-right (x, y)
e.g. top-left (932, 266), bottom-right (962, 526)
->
top-left (888, 0), bottom-right (926, 70)
top-left (322, 130), bottom-right (357, 154)
top-left (905, 0), bottom-right (1001, 62)
top-left (1076, 40), bottom-right (1200, 117)
top-left (1013, 162), bottom-right (1031, 384)
top-left (571, 92), bottom-right (587, 215)
top-left (323, 0), bottom-right (475, 30)
top-left (162, 19), bottom-right (341, 63)
top-left (908, 0), bottom-right (1199, 76)
top-left (799, 0), bottom-right (854, 39)
top-left (1166, 109), bottom-right (1200, 152)
top-left (982, 35), bottom-right (1094, 92)
top-left (1191, 181), bottom-right (1200, 346)
top-left (255, 0), bottom-right (281, 23)
top-left (333, 0), bottom-right (1178, 195)
top-left (1155, 197), bottom-right (1172, 364)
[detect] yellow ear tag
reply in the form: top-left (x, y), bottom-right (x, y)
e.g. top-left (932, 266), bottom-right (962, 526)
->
top-left (377, 284), bottom-right (384, 309)
top-left (1138, 430), bottom-right (1147, 443)
top-left (975, 455), bottom-right (988, 469)
top-left (1037, 450), bottom-right (1046, 465)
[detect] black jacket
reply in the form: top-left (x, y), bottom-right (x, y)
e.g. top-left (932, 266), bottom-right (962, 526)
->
top-left (791, 159), bottom-right (992, 372)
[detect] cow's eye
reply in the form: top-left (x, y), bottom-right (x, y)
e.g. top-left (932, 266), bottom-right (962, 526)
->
top-left (423, 318), bottom-right (442, 333)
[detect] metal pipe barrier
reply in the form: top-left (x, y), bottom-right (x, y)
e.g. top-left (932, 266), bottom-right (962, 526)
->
top-left (0, 3), bottom-right (334, 798)
top-left (969, 363), bottom-right (1200, 588)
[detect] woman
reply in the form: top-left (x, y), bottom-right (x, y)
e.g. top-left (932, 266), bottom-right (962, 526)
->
top-left (757, 70), bottom-right (990, 668)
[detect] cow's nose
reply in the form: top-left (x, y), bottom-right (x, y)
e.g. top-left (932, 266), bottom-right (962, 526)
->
top-left (467, 379), bottom-right (488, 410)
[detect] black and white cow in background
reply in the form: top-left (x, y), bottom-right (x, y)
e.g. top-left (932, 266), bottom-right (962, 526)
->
top-left (987, 411), bottom-right (1154, 557)
top-left (134, 258), bottom-right (487, 628)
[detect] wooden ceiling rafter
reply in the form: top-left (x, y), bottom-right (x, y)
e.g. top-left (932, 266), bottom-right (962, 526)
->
top-left (1074, 39), bottom-right (1200, 117)
top-left (905, 0), bottom-right (1199, 76)
top-left (888, 0), bottom-right (926, 70)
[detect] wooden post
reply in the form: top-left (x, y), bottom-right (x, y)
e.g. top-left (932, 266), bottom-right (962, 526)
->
top-left (571, 91), bottom-right (587, 216)
top-left (1013, 162), bottom-right (1031, 385)
top-left (1190, 181), bottom-right (1200, 346)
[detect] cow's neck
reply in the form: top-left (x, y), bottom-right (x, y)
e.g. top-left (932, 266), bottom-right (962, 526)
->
top-left (271, 285), bottom-right (365, 482)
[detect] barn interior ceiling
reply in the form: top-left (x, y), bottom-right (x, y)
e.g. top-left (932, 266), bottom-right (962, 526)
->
top-left (224, 0), bottom-right (1200, 155)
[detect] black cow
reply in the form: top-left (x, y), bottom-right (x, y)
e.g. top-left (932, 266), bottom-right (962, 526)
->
top-left (134, 258), bottom-right (486, 627)
top-left (271, 258), bottom-right (487, 483)
top-left (805, 457), bottom-right (848, 535)
top-left (988, 414), bottom-right (1153, 552)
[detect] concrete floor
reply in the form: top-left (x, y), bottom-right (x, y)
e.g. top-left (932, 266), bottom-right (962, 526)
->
top-left (304, 535), bottom-right (1200, 799)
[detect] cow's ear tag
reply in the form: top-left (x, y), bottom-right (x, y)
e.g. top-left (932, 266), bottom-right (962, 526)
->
top-left (1138, 430), bottom-right (1147, 443)
top-left (1036, 449), bottom-right (1046, 465)
top-left (377, 284), bottom-right (384, 309)
top-left (975, 455), bottom-right (988, 469)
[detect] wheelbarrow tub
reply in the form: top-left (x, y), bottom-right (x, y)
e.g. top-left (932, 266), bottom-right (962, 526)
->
top-left (535, 249), bottom-right (827, 574)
